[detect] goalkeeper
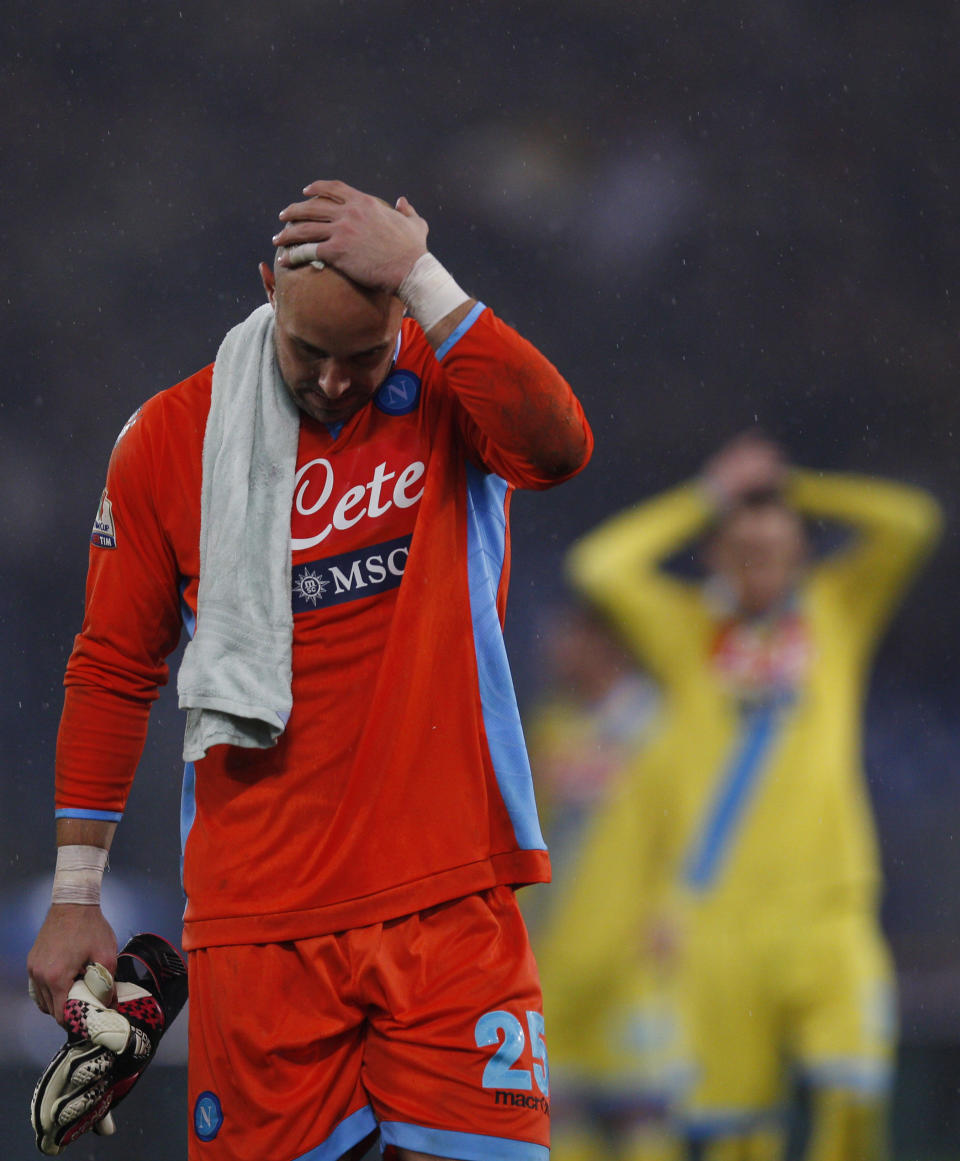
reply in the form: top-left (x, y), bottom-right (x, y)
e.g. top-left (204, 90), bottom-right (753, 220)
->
top-left (27, 178), bottom-right (592, 1161)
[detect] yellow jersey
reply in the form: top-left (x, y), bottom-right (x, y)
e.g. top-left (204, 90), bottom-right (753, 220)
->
top-left (565, 470), bottom-right (942, 917)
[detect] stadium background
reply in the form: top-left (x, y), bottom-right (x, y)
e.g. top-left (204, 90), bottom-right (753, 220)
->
top-left (1, 1), bottom-right (956, 1156)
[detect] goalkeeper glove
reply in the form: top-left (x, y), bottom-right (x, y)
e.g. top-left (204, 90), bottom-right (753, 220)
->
top-left (31, 932), bottom-right (188, 1156)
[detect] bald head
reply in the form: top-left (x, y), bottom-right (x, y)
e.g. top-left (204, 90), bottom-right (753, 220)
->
top-left (269, 253), bottom-right (397, 316)
top-left (259, 258), bottom-right (404, 425)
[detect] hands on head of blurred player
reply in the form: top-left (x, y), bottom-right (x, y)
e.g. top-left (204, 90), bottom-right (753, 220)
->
top-left (702, 429), bottom-right (790, 509)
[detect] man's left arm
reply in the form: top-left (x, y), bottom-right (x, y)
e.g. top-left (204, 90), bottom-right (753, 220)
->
top-left (273, 180), bottom-right (592, 487)
top-left (428, 303), bottom-right (593, 488)
top-left (790, 468), bottom-right (943, 635)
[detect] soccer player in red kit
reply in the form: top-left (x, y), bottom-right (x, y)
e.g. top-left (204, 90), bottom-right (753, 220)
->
top-left (28, 180), bottom-right (593, 1161)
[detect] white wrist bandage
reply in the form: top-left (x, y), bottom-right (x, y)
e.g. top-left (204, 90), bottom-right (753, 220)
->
top-left (397, 253), bottom-right (470, 332)
top-left (51, 845), bottom-right (108, 905)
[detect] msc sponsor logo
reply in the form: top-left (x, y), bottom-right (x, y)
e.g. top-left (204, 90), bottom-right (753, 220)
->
top-left (292, 535), bottom-right (411, 614)
top-left (90, 489), bottom-right (117, 549)
top-left (494, 1090), bottom-right (550, 1115)
top-left (374, 369), bottom-right (421, 415)
top-left (193, 1091), bottom-right (223, 1142)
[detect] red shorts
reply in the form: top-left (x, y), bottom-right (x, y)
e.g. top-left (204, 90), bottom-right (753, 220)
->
top-left (187, 886), bottom-right (550, 1160)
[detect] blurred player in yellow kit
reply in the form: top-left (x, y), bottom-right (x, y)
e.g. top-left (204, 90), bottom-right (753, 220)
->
top-left (523, 606), bottom-right (682, 1161)
top-left (525, 604), bottom-right (660, 908)
top-left (564, 431), bottom-right (942, 1161)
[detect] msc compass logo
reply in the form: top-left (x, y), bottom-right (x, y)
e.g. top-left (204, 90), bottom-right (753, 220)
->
top-left (292, 565), bottom-right (329, 607)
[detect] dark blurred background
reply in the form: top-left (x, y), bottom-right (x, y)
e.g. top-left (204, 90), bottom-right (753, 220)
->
top-left (2, 1), bottom-right (957, 1157)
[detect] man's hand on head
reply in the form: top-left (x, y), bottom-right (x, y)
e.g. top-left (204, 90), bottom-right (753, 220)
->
top-left (273, 180), bottom-right (428, 294)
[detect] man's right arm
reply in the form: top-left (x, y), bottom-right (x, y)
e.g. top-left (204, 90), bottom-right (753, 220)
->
top-left (56, 396), bottom-right (185, 809)
top-left (30, 395), bottom-right (187, 1023)
top-left (28, 818), bottom-right (118, 1024)
top-left (565, 482), bottom-right (714, 680)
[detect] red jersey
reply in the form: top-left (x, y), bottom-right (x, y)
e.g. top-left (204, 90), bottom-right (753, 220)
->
top-left (55, 305), bottom-right (592, 950)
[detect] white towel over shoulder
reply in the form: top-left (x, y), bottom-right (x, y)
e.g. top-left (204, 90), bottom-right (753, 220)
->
top-left (177, 302), bottom-right (301, 762)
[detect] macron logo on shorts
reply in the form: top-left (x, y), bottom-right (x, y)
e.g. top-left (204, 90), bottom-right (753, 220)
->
top-left (194, 1091), bottom-right (223, 1142)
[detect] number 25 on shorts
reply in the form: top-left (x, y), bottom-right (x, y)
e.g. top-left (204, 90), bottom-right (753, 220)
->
top-left (475, 1010), bottom-right (549, 1096)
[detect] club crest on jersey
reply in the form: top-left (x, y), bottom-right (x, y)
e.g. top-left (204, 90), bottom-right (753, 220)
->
top-left (710, 612), bottom-right (812, 704)
top-left (374, 369), bottom-right (421, 416)
top-left (193, 1091), bottom-right (223, 1142)
top-left (90, 489), bottom-right (117, 549)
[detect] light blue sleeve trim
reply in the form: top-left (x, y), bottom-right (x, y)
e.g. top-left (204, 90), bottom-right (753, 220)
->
top-left (381, 1121), bottom-right (548, 1161)
top-left (55, 808), bottom-right (123, 822)
top-left (178, 584), bottom-right (198, 887)
top-left (180, 762), bottom-right (196, 877)
top-left (293, 1106), bottom-right (377, 1161)
top-left (179, 576), bottom-right (196, 638)
top-left (435, 301), bottom-right (487, 361)
top-left (465, 463), bottom-right (546, 851)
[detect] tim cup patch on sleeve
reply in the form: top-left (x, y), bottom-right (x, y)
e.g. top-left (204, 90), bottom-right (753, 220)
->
top-left (91, 489), bottom-right (117, 549)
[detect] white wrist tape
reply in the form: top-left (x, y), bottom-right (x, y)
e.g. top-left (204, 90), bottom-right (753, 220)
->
top-left (397, 253), bottom-right (470, 332)
top-left (280, 243), bottom-right (325, 270)
top-left (51, 845), bottom-right (108, 905)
